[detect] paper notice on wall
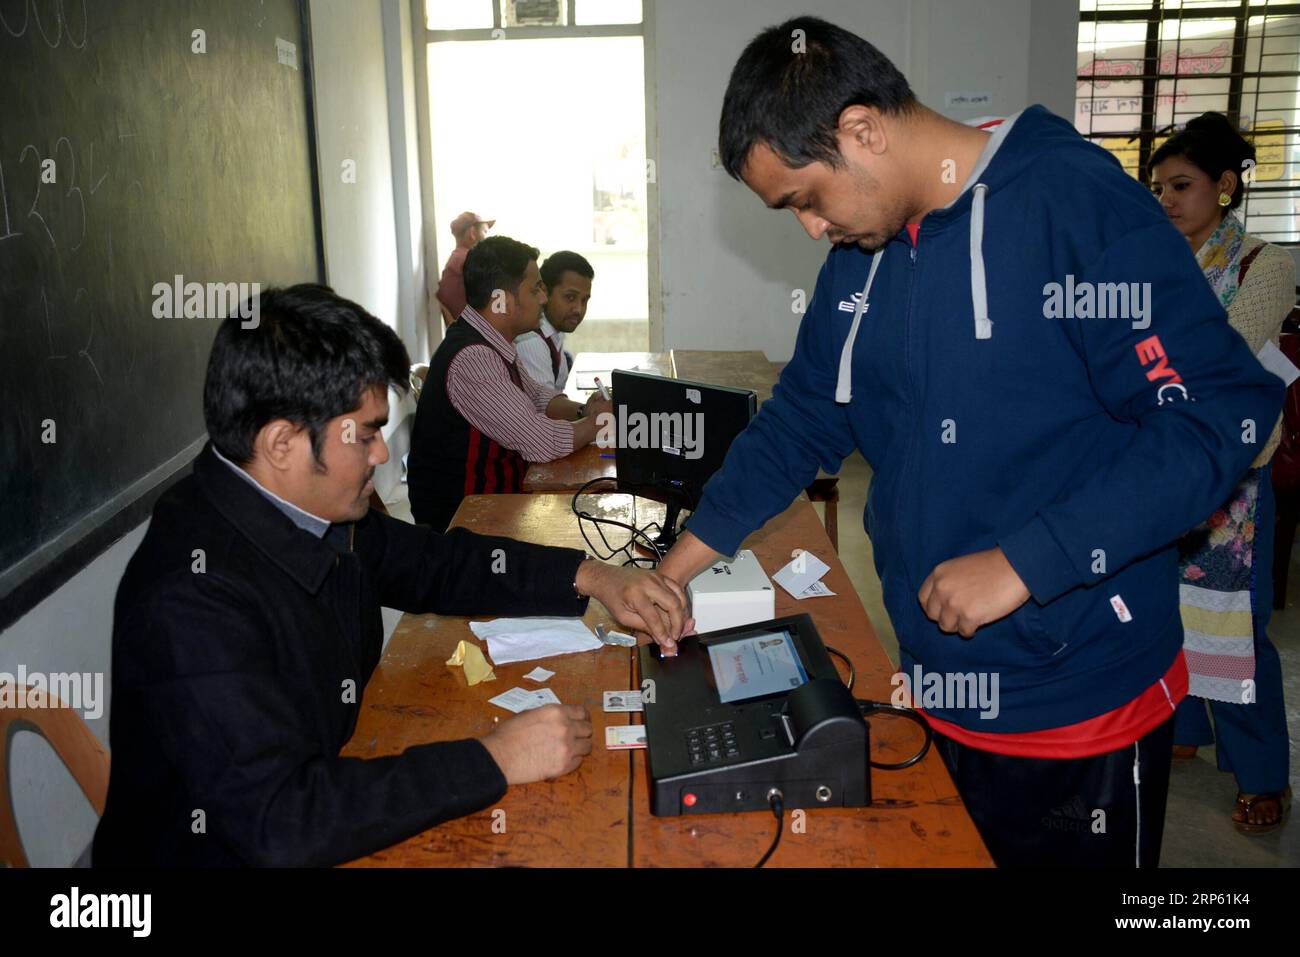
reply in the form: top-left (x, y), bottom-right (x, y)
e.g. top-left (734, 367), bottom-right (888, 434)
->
top-left (945, 91), bottom-right (992, 109)
top-left (276, 38), bottom-right (298, 70)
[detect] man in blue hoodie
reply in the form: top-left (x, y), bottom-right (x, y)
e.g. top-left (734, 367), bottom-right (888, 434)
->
top-left (654, 17), bottom-right (1284, 867)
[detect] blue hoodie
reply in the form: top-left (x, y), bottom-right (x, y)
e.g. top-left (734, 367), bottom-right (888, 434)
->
top-left (688, 105), bottom-right (1284, 734)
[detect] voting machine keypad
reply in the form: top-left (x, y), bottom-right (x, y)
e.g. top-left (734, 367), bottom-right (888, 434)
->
top-left (686, 722), bottom-right (742, 765)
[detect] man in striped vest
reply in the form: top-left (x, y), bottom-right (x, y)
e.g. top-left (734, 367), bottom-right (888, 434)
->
top-left (409, 236), bottom-right (611, 531)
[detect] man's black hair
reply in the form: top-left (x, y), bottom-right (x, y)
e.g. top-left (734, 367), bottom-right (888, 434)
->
top-left (464, 235), bottom-right (540, 310)
top-left (203, 283), bottom-right (410, 466)
top-left (718, 15), bottom-right (917, 179)
top-left (540, 250), bottom-right (595, 291)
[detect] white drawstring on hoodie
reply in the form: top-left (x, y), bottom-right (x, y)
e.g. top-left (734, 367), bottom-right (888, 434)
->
top-left (834, 112), bottom-right (1020, 404)
top-left (834, 251), bottom-right (883, 404)
top-left (970, 183), bottom-right (992, 341)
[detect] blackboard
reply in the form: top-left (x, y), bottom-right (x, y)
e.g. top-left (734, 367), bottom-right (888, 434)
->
top-left (0, 0), bottom-right (325, 627)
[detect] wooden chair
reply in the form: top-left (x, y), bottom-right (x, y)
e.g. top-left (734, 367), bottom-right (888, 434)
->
top-left (805, 477), bottom-right (839, 552)
top-left (0, 684), bottom-right (110, 867)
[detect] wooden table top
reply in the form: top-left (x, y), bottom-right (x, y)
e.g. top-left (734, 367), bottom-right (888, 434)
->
top-left (562, 351), bottom-right (675, 403)
top-left (339, 494), bottom-right (636, 867)
top-left (340, 493), bottom-right (992, 868)
top-left (670, 349), bottom-right (780, 404)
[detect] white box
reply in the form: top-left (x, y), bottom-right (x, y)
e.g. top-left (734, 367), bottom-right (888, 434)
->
top-left (686, 549), bottom-right (775, 634)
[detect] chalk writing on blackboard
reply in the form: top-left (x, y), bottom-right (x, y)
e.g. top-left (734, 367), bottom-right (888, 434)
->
top-left (0, 0), bottom-right (89, 50)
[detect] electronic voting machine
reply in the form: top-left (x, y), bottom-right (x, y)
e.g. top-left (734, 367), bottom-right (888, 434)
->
top-left (638, 614), bottom-right (869, 816)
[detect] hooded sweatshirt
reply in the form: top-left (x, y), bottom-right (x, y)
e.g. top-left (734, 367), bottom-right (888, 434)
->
top-left (687, 105), bottom-right (1284, 735)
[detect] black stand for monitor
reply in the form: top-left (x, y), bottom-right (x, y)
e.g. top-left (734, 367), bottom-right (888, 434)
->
top-left (653, 499), bottom-right (684, 553)
top-left (630, 485), bottom-right (693, 556)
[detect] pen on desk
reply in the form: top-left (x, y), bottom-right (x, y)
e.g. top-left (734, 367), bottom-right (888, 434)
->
top-left (600, 453), bottom-right (616, 458)
top-left (594, 376), bottom-right (611, 401)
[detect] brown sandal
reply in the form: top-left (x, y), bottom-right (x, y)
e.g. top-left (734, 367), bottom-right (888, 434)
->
top-left (1233, 786), bottom-right (1293, 833)
top-left (1172, 745), bottom-right (1198, 760)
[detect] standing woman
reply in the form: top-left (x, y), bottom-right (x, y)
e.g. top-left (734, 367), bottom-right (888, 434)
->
top-left (1150, 112), bottom-right (1294, 833)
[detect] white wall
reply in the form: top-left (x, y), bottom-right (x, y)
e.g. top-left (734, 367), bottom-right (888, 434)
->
top-left (309, 0), bottom-right (429, 500)
top-left (909, 0), bottom-right (1079, 122)
top-left (652, 0), bottom-right (1081, 360)
top-left (1, 523), bottom-right (147, 866)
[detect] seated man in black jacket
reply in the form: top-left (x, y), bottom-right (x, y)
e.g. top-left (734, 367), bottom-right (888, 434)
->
top-left (92, 284), bottom-right (688, 867)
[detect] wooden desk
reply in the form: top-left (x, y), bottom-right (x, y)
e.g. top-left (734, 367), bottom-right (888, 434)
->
top-left (670, 349), bottom-right (780, 404)
top-left (563, 351), bottom-right (673, 403)
top-left (341, 494), bottom-right (993, 868)
top-left (521, 445), bottom-right (614, 494)
top-left (339, 494), bottom-right (634, 867)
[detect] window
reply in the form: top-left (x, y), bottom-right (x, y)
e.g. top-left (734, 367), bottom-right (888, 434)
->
top-left (422, 1), bottom-right (650, 352)
top-left (1076, 0), bottom-right (1300, 242)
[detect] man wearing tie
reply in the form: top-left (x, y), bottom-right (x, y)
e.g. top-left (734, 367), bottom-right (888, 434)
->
top-left (515, 251), bottom-right (594, 390)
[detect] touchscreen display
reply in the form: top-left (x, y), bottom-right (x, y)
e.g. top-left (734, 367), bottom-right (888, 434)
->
top-left (707, 630), bottom-right (809, 704)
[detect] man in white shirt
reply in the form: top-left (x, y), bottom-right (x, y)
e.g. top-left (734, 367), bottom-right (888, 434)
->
top-left (515, 251), bottom-right (594, 390)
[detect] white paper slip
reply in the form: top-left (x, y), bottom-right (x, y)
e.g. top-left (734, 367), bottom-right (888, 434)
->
top-left (772, 550), bottom-right (831, 598)
top-left (1258, 339), bottom-right (1300, 387)
top-left (605, 724), bottom-right (648, 750)
top-left (488, 687), bottom-right (561, 714)
top-left (469, 617), bottom-right (603, 665)
top-left (796, 579), bottom-right (837, 599)
top-left (523, 666), bottom-right (555, 683)
top-left (603, 691), bottom-right (643, 713)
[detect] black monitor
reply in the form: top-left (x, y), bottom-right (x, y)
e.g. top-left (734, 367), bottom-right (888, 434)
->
top-left (610, 369), bottom-right (757, 549)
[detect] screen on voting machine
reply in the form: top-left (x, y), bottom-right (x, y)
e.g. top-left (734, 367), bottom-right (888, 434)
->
top-left (706, 630), bottom-right (810, 704)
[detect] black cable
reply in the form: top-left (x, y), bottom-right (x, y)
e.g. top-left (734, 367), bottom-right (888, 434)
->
top-left (570, 477), bottom-right (665, 565)
top-left (755, 789), bottom-right (785, 868)
top-left (858, 699), bottom-right (933, 770)
top-left (823, 644), bottom-right (855, 693)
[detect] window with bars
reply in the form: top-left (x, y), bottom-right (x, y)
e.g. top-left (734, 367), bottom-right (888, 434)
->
top-left (1076, 0), bottom-right (1300, 243)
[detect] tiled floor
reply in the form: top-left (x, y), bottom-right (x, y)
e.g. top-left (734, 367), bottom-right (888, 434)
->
top-left (385, 453), bottom-right (1299, 866)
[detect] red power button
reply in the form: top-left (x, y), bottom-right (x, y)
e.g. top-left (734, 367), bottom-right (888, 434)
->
top-left (684, 793), bottom-right (697, 807)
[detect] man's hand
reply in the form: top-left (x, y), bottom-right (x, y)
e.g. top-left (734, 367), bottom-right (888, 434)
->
top-left (917, 546), bottom-right (1031, 638)
top-left (480, 704), bottom-right (592, 785)
top-left (576, 560), bottom-right (688, 648)
top-left (583, 394), bottom-right (613, 423)
top-left (652, 530), bottom-right (721, 655)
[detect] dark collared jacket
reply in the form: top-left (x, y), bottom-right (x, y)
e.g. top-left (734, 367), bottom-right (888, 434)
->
top-left (92, 444), bottom-right (587, 867)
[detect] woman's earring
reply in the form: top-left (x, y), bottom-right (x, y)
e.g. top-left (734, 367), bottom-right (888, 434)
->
top-left (1218, 191), bottom-right (1232, 207)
